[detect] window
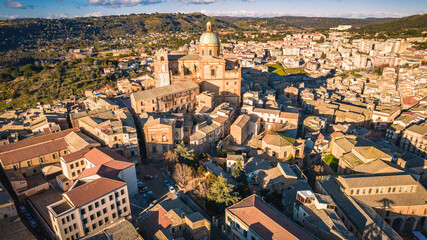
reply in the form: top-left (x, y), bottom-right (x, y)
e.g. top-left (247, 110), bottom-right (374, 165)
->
top-left (76, 162), bottom-right (79, 167)
top-left (72, 172), bottom-right (76, 177)
top-left (83, 218), bottom-right (87, 224)
top-left (101, 199), bottom-right (105, 205)
top-left (350, 190), bottom-right (353, 195)
top-left (40, 157), bottom-right (44, 163)
top-left (71, 214), bottom-right (75, 220)
top-left (162, 135), bottom-right (166, 142)
top-left (88, 205), bottom-right (93, 211)
top-left (209, 50), bottom-right (212, 55)
top-left (85, 228), bottom-right (89, 233)
top-left (98, 220), bottom-right (103, 226)
top-left (62, 218), bottom-right (66, 224)
top-left (13, 165), bottom-right (17, 171)
top-left (65, 228), bottom-right (68, 234)
top-left (122, 198), bottom-right (126, 204)
top-left (70, 164), bottom-right (74, 169)
top-left (90, 215), bottom-right (95, 221)
top-left (103, 208), bottom-right (107, 214)
top-left (368, 188), bottom-right (372, 194)
top-left (111, 204), bottom-right (115, 210)
top-left (92, 224), bottom-right (96, 230)
top-left (73, 223), bottom-right (77, 230)
top-left (95, 202), bottom-right (99, 208)
top-left (81, 160), bottom-right (84, 166)
top-left (27, 161), bottom-right (32, 167)
top-left (105, 217), bottom-right (109, 223)
top-left (123, 207), bottom-right (127, 212)
top-left (211, 69), bottom-right (215, 77)
top-left (121, 189), bottom-right (124, 195)
top-left (67, 216), bottom-right (70, 222)
top-left (151, 136), bottom-right (155, 142)
top-left (109, 195), bottom-right (113, 201)
top-left (112, 213), bottom-right (117, 219)
top-left (53, 154), bottom-right (57, 159)
top-left (97, 211), bottom-right (101, 217)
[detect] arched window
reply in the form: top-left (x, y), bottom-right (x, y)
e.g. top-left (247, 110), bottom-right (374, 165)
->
top-left (160, 56), bottom-right (165, 61)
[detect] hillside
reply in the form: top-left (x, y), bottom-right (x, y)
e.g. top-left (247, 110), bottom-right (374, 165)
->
top-left (0, 13), bottom-right (232, 51)
top-left (353, 14), bottom-right (427, 37)
top-left (217, 16), bottom-right (395, 29)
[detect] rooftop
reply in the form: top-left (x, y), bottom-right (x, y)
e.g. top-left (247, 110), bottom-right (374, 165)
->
top-left (227, 194), bottom-right (317, 240)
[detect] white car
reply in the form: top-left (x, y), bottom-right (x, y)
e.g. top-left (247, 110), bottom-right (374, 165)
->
top-left (168, 186), bottom-right (176, 194)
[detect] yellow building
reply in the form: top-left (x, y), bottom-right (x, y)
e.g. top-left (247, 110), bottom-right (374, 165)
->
top-left (154, 22), bottom-right (241, 107)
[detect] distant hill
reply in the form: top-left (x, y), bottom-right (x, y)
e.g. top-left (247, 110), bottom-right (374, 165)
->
top-left (354, 14), bottom-right (427, 37)
top-left (217, 16), bottom-right (395, 29)
top-left (0, 13), bottom-right (232, 51)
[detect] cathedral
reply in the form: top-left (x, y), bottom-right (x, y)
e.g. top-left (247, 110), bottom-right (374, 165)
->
top-left (154, 22), bottom-right (242, 106)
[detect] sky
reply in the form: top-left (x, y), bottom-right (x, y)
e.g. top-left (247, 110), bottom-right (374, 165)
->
top-left (1, 0), bottom-right (426, 20)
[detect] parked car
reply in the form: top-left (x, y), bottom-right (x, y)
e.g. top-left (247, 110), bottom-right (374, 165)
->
top-left (29, 219), bottom-right (38, 228)
top-left (139, 187), bottom-right (148, 193)
top-left (135, 169), bottom-right (141, 175)
top-left (168, 186), bottom-right (176, 194)
top-left (137, 180), bottom-right (143, 187)
top-left (25, 212), bottom-right (32, 220)
top-left (19, 206), bottom-right (27, 213)
top-left (143, 175), bottom-right (153, 180)
top-left (143, 191), bottom-right (153, 198)
top-left (164, 180), bottom-right (171, 187)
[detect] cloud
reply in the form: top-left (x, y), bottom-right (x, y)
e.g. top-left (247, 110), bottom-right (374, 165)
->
top-left (4, 0), bottom-right (25, 9)
top-left (0, 14), bottom-right (21, 19)
top-left (87, 0), bottom-right (161, 7)
top-left (56, 0), bottom-right (64, 4)
top-left (45, 13), bottom-right (68, 19)
top-left (174, 0), bottom-right (255, 4)
top-left (84, 11), bottom-right (103, 17)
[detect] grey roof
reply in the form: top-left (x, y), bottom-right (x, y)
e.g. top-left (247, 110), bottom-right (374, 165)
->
top-left (203, 161), bottom-right (238, 185)
top-left (318, 176), bottom-right (403, 240)
top-left (244, 157), bottom-right (272, 174)
top-left (131, 81), bottom-right (199, 101)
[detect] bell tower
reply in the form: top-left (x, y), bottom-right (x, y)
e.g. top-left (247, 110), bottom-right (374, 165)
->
top-left (154, 49), bottom-right (170, 87)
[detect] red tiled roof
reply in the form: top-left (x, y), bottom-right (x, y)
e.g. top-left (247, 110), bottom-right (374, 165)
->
top-left (0, 128), bottom-right (78, 153)
top-left (61, 148), bottom-right (91, 163)
top-left (84, 148), bottom-right (133, 170)
top-left (0, 139), bottom-right (69, 166)
top-left (227, 195), bottom-right (316, 240)
top-left (402, 96), bottom-right (418, 107)
top-left (279, 112), bottom-right (299, 119)
top-left (65, 177), bottom-right (126, 207)
top-left (140, 207), bottom-right (173, 237)
top-left (213, 116), bottom-right (228, 124)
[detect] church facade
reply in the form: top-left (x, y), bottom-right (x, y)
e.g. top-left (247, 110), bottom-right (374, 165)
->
top-left (154, 22), bottom-right (242, 107)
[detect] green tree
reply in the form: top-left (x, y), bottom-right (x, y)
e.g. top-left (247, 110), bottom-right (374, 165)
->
top-left (207, 176), bottom-right (240, 206)
top-left (231, 158), bottom-right (244, 180)
top-left (175, 141), bottom-right (194, 161)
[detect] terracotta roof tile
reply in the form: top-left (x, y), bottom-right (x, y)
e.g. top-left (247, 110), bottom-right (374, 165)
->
top-left (65, 177), bottom-right (126, 207)
top-left (227, 195), bottom-right (316, 240)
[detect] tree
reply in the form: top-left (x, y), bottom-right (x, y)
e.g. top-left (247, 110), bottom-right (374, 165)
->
top-left (175, 141), bottom-right (194, 161)
top-left (207, 176), bottom-right (240, 206)
top-left (163, 150), bottom-right (178, 171)
top-left (173, 163), bottom-right (192, 186)
top-left (195, 181), bottom-right (208, 198)
top-left (231, 158), bottom-right (244, 180)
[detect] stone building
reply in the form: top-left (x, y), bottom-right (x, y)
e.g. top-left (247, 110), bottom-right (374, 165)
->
top-left (130, 81), bottom-right (199, 114)
top-left (153, 22), bottom-right (242, 106)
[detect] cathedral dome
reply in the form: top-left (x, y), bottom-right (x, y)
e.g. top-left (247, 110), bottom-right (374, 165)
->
top-left (199, 22), bottom-right (219, 45)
